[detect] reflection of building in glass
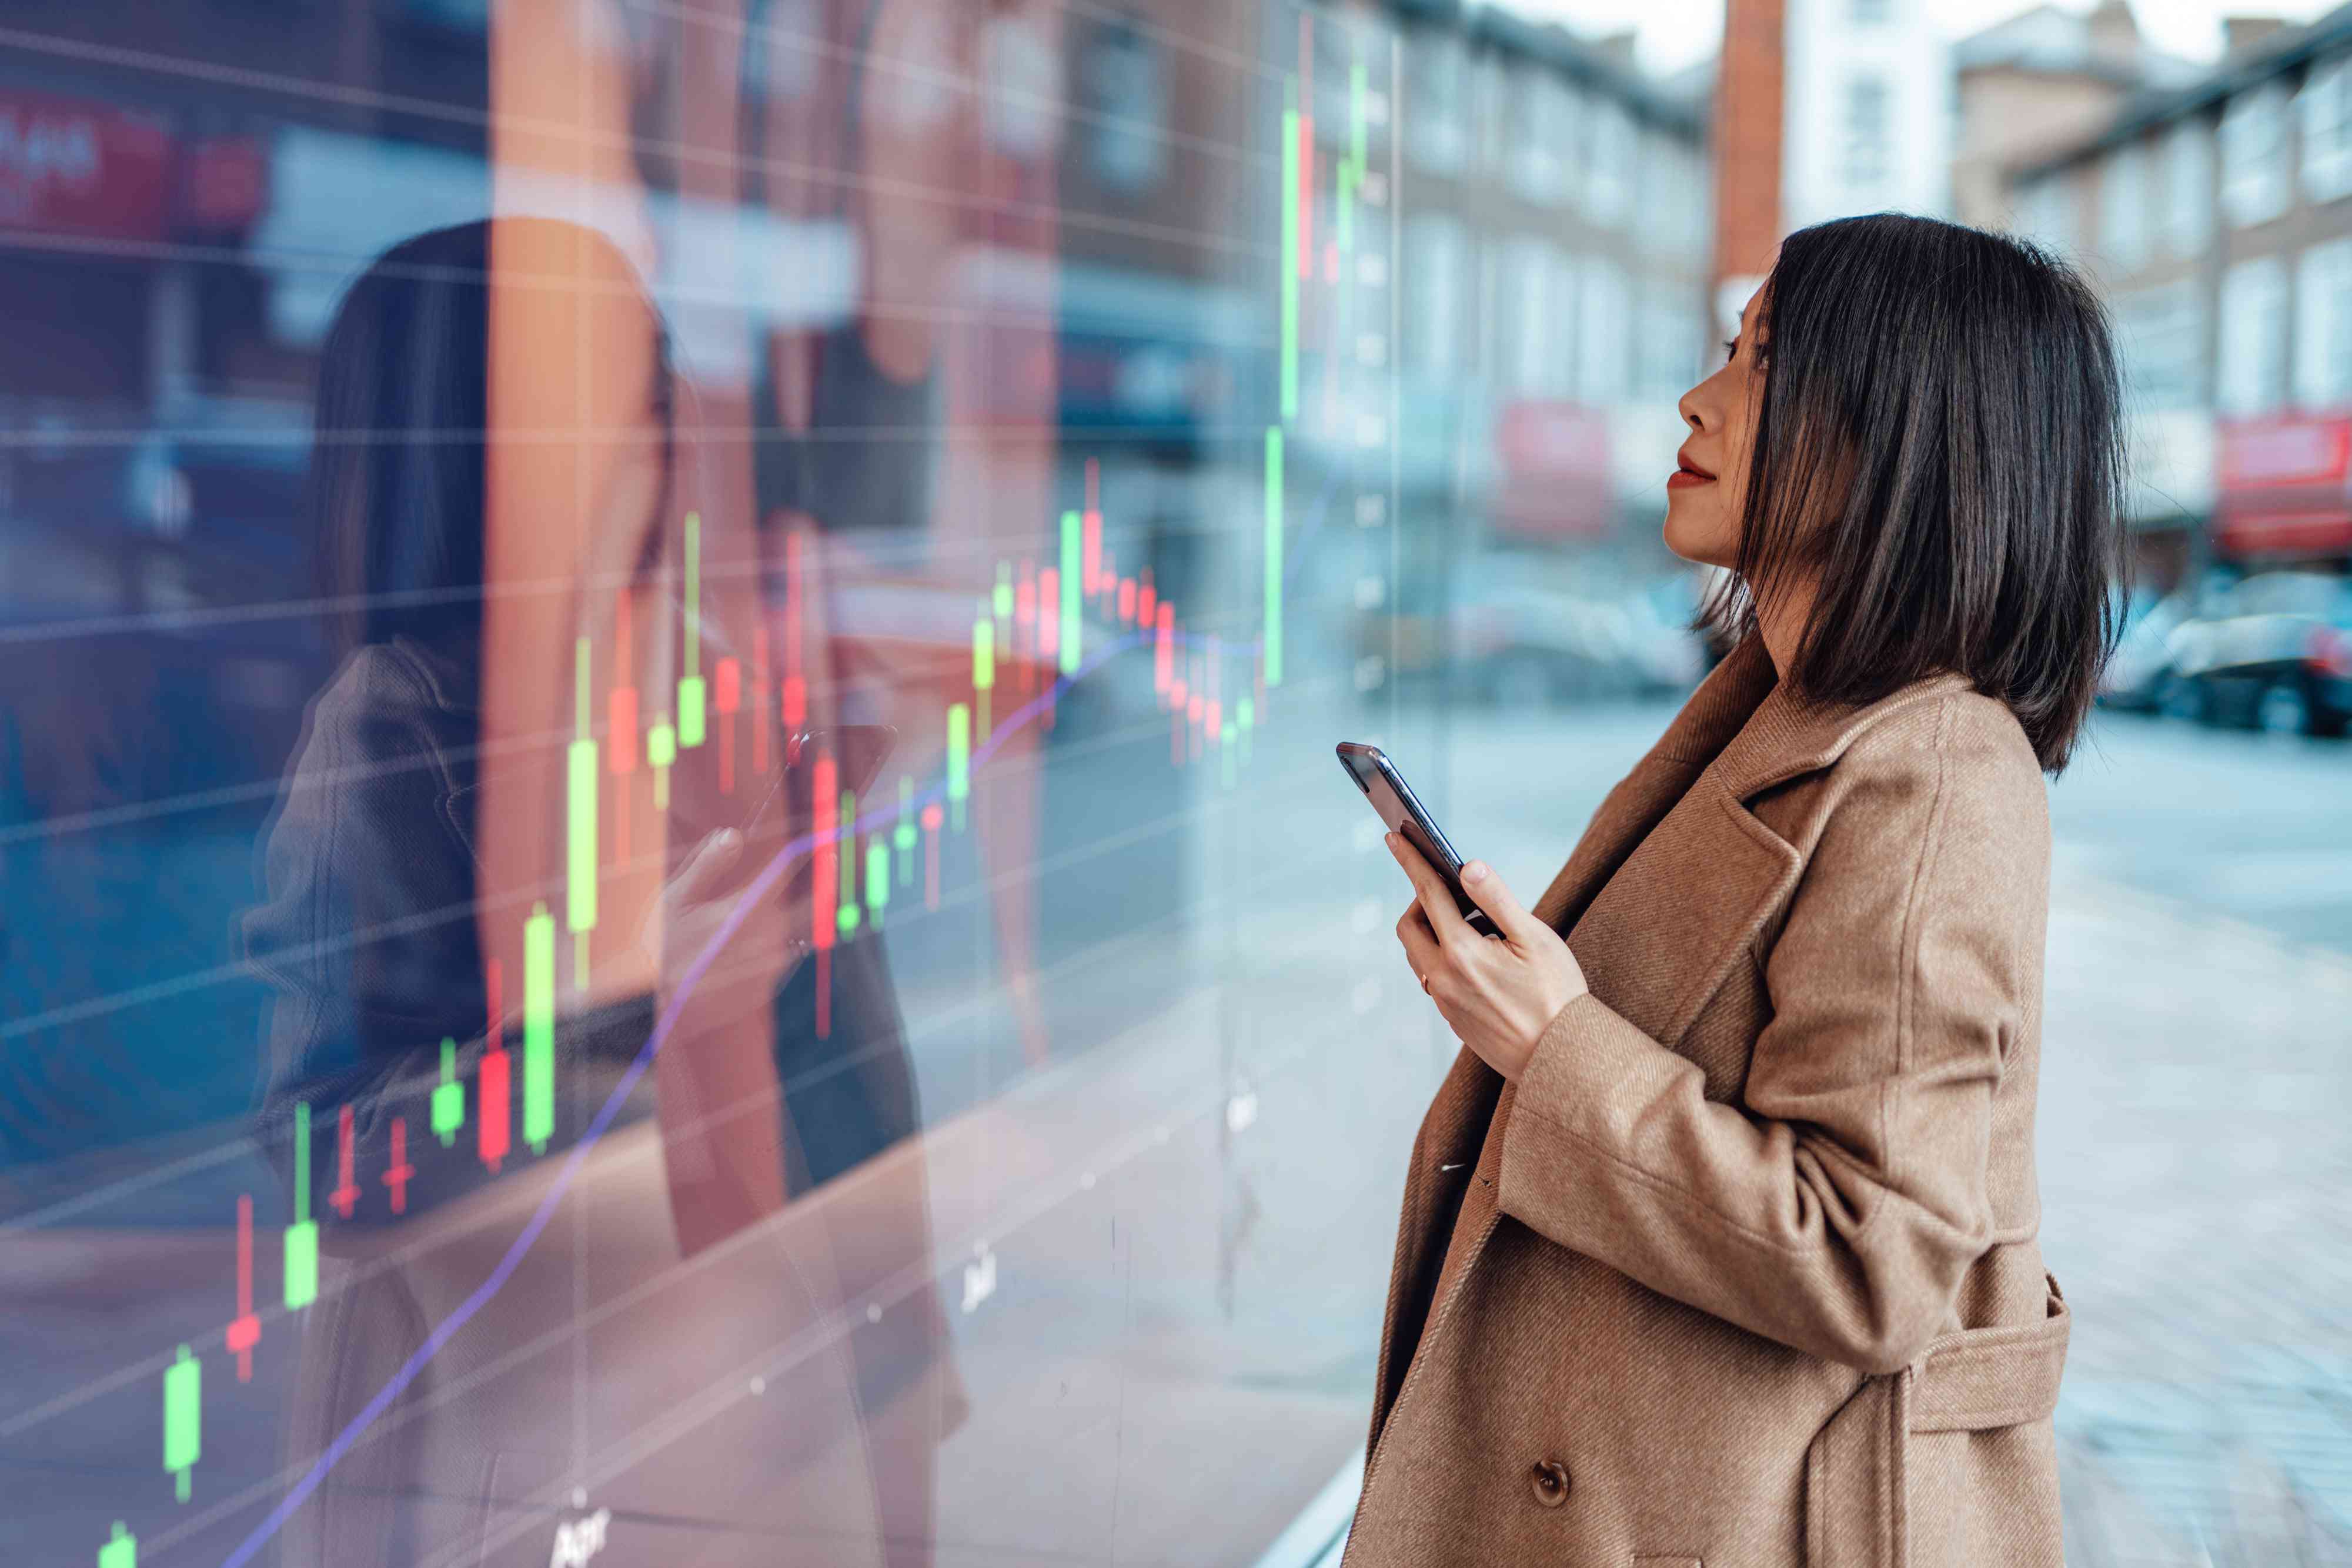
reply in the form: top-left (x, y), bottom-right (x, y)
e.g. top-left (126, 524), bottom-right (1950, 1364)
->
top-left (1390, 6), bottom-right (1711, 569)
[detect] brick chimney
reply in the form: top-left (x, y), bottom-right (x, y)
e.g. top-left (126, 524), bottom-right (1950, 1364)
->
top-left (2084, 0), bottom-right (2143, 70)
top-left (2223, 15), bottom-right (2287, 56)
top-left (1712, 0), bottom-right (1786, 335)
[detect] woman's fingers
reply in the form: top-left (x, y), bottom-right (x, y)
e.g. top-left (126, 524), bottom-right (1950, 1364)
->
top-left (1385, 832), bottom-right (1475, 945)
top-left (1395, 900), bottom-right (1442, 980)
top-left (669, 827), bottom-right (745, 907)
top-left (1459, 859), bottom-right (1544, 947)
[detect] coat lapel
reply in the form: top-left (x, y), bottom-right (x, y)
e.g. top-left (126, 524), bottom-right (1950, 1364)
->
top-left (1529, 631), bottom-right (1780, 935)
top-left (1368, 635), bottom-right (1781, 1439)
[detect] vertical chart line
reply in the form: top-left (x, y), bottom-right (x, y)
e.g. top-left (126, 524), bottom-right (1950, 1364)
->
top-left (1265, 427), bottom-right (1285, 688)
top-left (1279, 81), bottom-right (1300, 423)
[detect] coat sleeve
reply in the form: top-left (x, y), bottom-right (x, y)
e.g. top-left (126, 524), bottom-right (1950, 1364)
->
top-left (1494, 708), bottom-right (2041, 1373)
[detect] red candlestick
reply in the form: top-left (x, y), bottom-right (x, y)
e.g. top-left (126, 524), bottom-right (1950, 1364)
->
top-left (225, 1194), bottom-right (259, 1381)
top-left (384, 1118), bottom-right (414, 1215)
top-left (715, 655), bottom-right (741, 795)
top-left (329, 1103), bottom-right (359, 1219)
top-left (752, 625), bottom-right (771, 776)
top-left (812, 751), bottom-right (838, 1039)
top-left (479, 957), bottom-right (510, 1174)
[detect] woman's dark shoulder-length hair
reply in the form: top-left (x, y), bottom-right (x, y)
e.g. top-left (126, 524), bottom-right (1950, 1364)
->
top-left (1703, 211), bottom-right (2127, 773)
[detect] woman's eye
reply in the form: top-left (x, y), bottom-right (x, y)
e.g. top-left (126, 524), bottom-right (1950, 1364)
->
top-left (1723, 338), bottom-right (1738, 363)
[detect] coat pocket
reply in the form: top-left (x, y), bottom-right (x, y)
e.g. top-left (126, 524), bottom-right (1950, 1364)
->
top-left (1804, 1274), bottom-right (2071, 1568)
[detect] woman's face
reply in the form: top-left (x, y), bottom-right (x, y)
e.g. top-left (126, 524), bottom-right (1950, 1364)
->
top-left (1663, 283), bottom-right (1769, 571)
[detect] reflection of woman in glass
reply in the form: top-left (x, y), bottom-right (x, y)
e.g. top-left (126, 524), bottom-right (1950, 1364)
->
top-left (1355, 217), bottom-right (2122, 1565)
top-left (243, 218), bottom-right (958, 1566)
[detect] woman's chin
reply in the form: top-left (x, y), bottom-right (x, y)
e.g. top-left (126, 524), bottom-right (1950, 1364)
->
top-left (1661, 506), bottom-right (1732, 570)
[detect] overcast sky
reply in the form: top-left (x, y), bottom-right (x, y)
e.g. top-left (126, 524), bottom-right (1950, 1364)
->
top-left (1488, 0), bottom-right (2346, 76)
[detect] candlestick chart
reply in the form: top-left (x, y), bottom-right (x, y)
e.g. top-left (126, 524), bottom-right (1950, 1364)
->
top-left (0, 6), bottom-right (1469, 1567)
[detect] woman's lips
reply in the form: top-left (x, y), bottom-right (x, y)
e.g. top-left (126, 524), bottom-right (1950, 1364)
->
top-left (1667, 466), bottom-right (1715, 489)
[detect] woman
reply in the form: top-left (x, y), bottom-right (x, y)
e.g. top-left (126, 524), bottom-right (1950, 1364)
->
top-left (243, 218), bottom-right (961, 1566)
top-left (1349, 214), bottom-right (2122, 1566)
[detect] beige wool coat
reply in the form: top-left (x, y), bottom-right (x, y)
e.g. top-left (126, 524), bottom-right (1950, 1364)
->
top-left (1345, 631), bottom-right (2071, 1568)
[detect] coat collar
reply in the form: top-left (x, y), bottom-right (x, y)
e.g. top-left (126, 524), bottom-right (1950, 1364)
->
top-left (1655, 630), bottom-right (1976, 804)
top-left (1528, 632), bottom-right (1972, 933)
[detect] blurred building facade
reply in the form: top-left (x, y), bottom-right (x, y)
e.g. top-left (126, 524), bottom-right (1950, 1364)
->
top-left (1779, 0), bottom-right (1953, 232)
top-left (2009, 2), bottom-right (2352, 591)
top-left (1952, 0), bottom-right (2201, 232)
top-left (1393, 5), bottom-right (1712, 536)
top-left (1376, 2), bottom-right (1717, 704)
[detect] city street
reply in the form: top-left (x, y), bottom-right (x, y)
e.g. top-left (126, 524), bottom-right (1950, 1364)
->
top-left (1431, 695), bottom-right (2352, 1567)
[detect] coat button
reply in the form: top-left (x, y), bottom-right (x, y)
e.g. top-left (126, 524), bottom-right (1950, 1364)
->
top-left (1527, 1458), bottom-right (1570, 1508)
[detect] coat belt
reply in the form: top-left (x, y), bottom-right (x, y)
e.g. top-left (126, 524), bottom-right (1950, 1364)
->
top-left (1906, 1272), bottom-right (2071, 1434)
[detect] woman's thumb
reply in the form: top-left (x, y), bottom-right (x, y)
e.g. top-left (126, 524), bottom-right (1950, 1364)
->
top-left (1460, 858), bottom-right (1537, 941)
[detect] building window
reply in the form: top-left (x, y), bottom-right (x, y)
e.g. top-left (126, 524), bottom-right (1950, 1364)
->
top-left (2163, 116), bottom-right (2214, 255)
top-left (1636, 278), bottom-right (1705, 397)
top-left (1404, 33), bottom-right (1468, 177)
top-left (1505, 66), bottom-right (1571, 206)
top-left (1635, 133), bottom-right (1706, 262)
top-left (2294, 238), bottom-right (2352, 407)
top-left (2301, 55), bottom-right (2352, 203)
top-left (1841, 74), bottom-right (1890, 196)
top-left (2116, 279), bottom-right (2206, 409)
top-left (1078, 19), bottom-right (1164, 193)
top-left (1546, 79), bottom-right (1584, 210)
top-left (1500, 236), bottom-right (1566, 396)
top-left (1404, 213), bottom-right (1467, 376)
top-left (1472, 54), bottom-right (1504, 176)
top-left (2220, 83), bottom-right (2291, 226)
top-left (1584, 96), bottom-right (1633, 228)
top-left (2217, 255), bottom-right (2288, 415)
top-left (1311, 14), bottom-right (1355, 136)
top-left (1577, 255), bottom-right (1630, 404)
top-left (2100, 143), bottom-right (2149, 272)
top-left (1682, 144), bottom-right (1713, 259)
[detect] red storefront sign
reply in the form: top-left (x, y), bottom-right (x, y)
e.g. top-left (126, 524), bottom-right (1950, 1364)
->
top-left (1494, 400), bottom-right (1612, 537)
top-left (181, 135), bottom-right (268, 232)
top-left (0, 89), bottom-right (172, 241)
top-left (2215, 416), bottom-right (2352, 558)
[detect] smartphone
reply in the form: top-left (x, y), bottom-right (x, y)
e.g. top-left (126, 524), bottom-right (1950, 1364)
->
top-left (669, 722), bottom-right (898, 888)
top-left (1335, 741), bottom-right (1496, 938)
top-left (756, 724), bottom-right (898, 841)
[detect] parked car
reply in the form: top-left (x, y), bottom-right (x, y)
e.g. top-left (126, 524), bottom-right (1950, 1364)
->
top-left (2159, 569), bottom-right (2352, 737)
top-left (1445, 566), bottom-right (1705, 706)
top-left (2097, 585), bottom-right (2189, 712)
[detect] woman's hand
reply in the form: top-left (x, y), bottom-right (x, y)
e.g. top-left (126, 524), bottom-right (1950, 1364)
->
top-left (639, 824), bottom-right (813, 1024)
top-left (1388, 833), bottom-right (1589, 1081)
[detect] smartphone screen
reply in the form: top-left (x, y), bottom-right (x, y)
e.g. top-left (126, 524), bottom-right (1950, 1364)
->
top-left (1335, 742), bottom-right (1496, 936)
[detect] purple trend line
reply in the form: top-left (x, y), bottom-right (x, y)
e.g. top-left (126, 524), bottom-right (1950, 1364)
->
top-left (218, 628), bottom-right (1150, 1567)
